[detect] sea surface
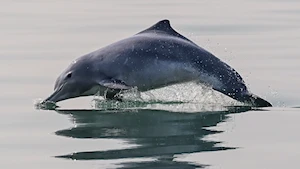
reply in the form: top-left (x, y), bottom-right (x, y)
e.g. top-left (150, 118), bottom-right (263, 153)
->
top-left (0, 0), bottom-right (300, 169)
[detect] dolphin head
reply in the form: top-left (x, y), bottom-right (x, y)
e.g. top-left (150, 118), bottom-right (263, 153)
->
top-left (43, 59), bottom-right (98, 103)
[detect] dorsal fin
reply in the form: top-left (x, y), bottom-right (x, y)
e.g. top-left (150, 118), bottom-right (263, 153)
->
top-left (147, 19), bottom-right (172, 32)
top-left (137, 19), bottom-right (194, 43)
top-left (138, 19), bottom-right (176, 35)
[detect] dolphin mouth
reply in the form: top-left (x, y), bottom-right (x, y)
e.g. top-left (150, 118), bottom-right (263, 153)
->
top-left (43, 84), bottom-right (65, 103)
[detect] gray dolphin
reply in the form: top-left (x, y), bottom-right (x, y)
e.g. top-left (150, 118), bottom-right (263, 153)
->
top-left (43, 19), bottom-right (272, 107)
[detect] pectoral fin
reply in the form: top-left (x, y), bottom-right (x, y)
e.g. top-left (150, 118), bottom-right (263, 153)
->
top-left (98, 78), bottom-right (131, 90)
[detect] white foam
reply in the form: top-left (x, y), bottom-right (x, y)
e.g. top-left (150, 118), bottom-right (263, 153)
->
top-left (33, 98), bottom-right (58, 110)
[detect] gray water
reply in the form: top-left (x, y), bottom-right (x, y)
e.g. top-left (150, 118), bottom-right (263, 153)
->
top-left (1, 0), bottom-right (300, 169)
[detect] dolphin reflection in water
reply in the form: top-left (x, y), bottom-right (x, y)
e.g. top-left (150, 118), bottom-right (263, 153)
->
top-left (54, 106), bottom-right (253, 168)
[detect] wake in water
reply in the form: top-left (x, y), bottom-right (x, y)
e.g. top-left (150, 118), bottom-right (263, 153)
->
top-left (89, 83), bottom-right (243, 111)
top-left (34, 82), bottom-right (244, 111)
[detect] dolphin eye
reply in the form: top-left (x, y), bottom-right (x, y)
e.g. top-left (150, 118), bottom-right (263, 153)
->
top-left (66, 72), bottom-right (72, 78)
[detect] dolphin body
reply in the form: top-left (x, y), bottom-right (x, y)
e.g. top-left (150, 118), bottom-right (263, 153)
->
top-left (43, 20), bottom-right (272, 107)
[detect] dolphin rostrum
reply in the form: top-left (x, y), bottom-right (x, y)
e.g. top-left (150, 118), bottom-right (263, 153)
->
top-left (43, 20), bottom-right (272, 107)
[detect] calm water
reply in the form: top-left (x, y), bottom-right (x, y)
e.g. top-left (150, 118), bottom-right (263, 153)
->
top-left (1, 0), bottom-right (300, 169)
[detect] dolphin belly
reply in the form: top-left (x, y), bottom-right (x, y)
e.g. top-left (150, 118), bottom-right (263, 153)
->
top-left (123, 60), bottom-right (199, 91)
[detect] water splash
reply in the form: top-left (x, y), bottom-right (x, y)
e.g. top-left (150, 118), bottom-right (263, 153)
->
top-left (33, 98), bottom-right (58, 110)
top-left (33, 83), bottom-right (243, 111)
top-left (91, 82), bottom-right (243, 111)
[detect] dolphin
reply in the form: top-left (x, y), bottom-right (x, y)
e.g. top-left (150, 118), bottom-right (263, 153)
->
top-left (43, 19), bottom-right (272, 107)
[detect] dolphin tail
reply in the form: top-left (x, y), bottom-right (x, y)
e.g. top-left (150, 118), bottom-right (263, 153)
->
top-left (242, 93), bottom-right (272, 107)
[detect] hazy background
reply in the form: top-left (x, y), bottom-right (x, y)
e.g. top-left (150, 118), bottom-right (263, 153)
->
top-left (0, 0), bottom-right (299, 169)
top-left (1, 0), bottom-right (299, 107)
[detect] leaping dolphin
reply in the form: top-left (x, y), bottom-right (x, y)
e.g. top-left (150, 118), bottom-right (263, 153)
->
top-left (43, 19), bottom-right (272, 107)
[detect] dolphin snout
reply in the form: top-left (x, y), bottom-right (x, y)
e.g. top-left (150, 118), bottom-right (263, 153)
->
top-left (43, 91), bottom-right (59, 103)
top-left (43, 85), bottom-right (64, 103)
